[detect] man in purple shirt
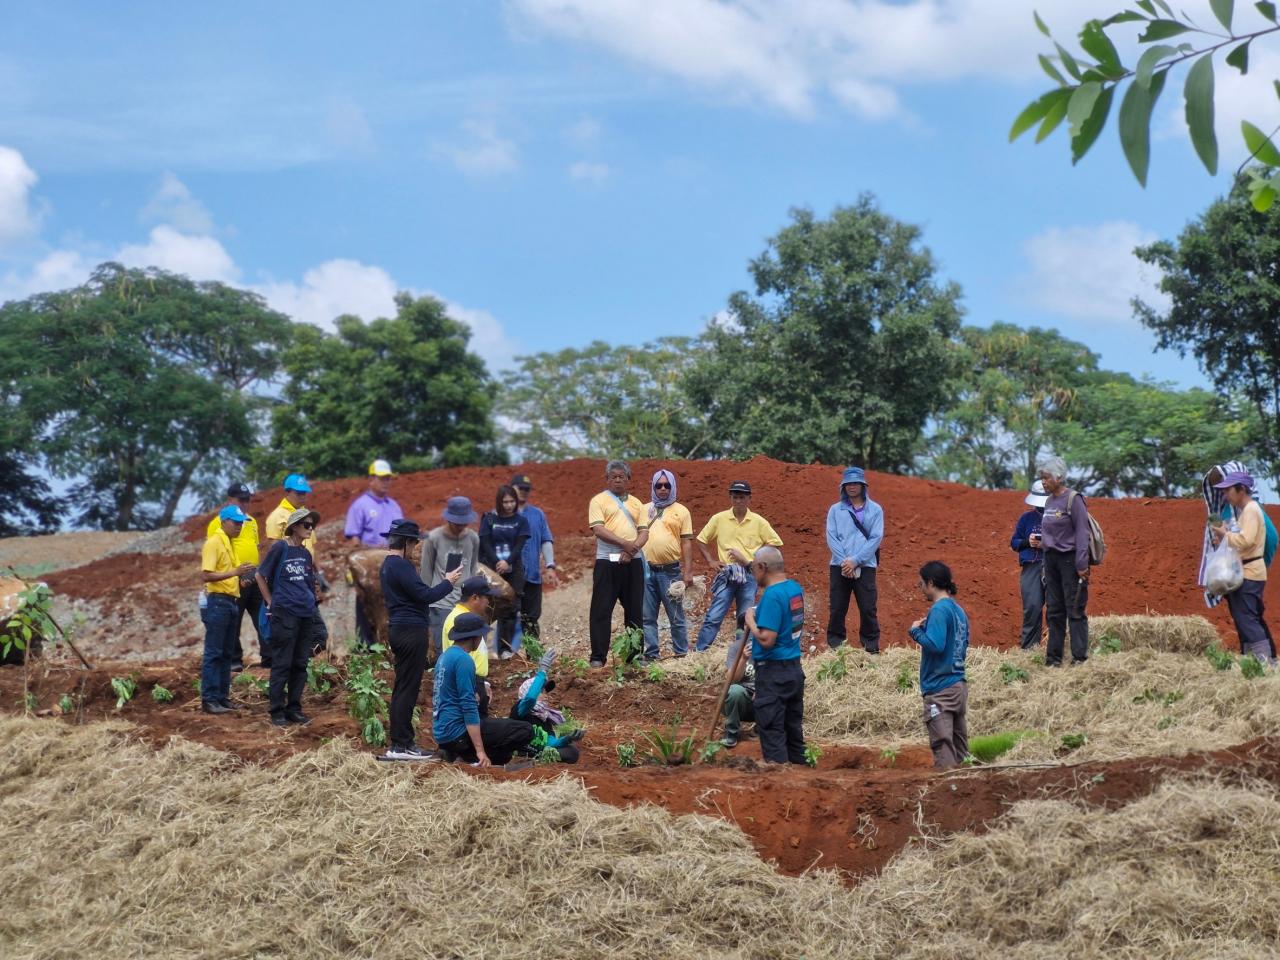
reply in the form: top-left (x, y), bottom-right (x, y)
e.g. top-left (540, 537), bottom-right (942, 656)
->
top-left (345, 458), bottom-right (404, 647)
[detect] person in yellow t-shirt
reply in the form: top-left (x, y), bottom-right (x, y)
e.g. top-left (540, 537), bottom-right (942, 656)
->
top-left (206, 481), bottom-right (262, 671)
top-left (694, 480), bottom-right (783, 651)
top-left (586, 460), bottom-right (649, 667)
top-left (441, 575), bottom-right (504, 715)
top-left (200, 505), bottom-right (254, 715)
top-left (640, 468), bottom-right (694, 661)
top-left (1209, 470), bottom-right (1276, 664)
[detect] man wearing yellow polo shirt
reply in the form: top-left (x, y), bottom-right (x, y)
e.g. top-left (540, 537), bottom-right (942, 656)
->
top-left (264, 473), bottom-right (329, 654)
top-left (441, 575), bottom-right (503, 714)
top-left (200, 505), bottom-right (255, 715)
top-left (586, 460), bottom-right (649, 667)
top-left (206, 482), bottom-right (261, 671)
top-left (695, 480), bottom-right (783, 651)
top-left (641, 468), bottom-right (694, 662)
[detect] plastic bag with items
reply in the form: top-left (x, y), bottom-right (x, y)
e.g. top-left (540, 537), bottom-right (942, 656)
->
top-left (1205, 538), bottom-right (1244, 597)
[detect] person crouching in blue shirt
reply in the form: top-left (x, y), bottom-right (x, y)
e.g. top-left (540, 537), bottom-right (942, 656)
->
top-left (908, 561), bottom-right (970, 769)
top-left (1010, 481), bottom-right (1048, 650)
top-left (743, 545), bottom-right (808, 765)
top-left (380, 518), bottom-right (463, 760)
top-left (432, 613), bottom-right (536, 767)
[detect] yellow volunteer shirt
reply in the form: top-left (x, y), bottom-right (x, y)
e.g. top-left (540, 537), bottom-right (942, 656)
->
top-left (441, 601), bottom-right (489, 677)
top-left (265, 497), bottom-right (317, 557)
top-left (205, 512), bottom-right (260, 567)
top-left (642, 501), bottom-right (693, 565)
top-left (1225, 499), bottom-right (1268, 583)
top-left (587, 491), bottom-right (648, 560)
top-left (697, 509), bottom-right (783, 565)
top-left (201, 530), bottom-right (240, 597)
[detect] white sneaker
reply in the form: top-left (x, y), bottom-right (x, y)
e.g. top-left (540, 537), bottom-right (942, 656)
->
top-left (383, 744), bottom-right (437, 761)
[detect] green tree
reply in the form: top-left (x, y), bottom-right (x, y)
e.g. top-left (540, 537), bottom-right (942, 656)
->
top-left (685, 199), bottom-right (965, 471)
top-left (0, 263), bottom-right (292, 530)
top-left (1048, 376), bottom-right (1261, 496)
top-left (1132, 175), bottom-right (1280, 486)
top-left (920, 323), bottom-right (1099, 488)
top-left (1012, 4), bottom-right (1280, 208)
top-left (498, 338), bottom-right (709, 460)
top-left (259, 293), bottom-right (502, 480)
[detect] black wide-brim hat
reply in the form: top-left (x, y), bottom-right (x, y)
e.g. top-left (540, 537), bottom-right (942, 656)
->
top-left (385, 518), bottom-right (425, 540)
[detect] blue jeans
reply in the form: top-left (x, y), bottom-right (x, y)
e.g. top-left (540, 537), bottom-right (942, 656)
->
top-left (643, 562), bottom-right (688, 659)
top-left (695, 572), bottom-right (756, 651)
top-left (201, 594), bottom-right (237, 704)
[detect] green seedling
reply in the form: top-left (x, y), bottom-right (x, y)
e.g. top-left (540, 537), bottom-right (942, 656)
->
top-left (1240, 654), bottom-right (1267, 680)
top-left (554, 708), bottom-right (584, 738)
top-left (1205, 642), bottom-right (1236, 671)
top-left (611, 626), bottom-right (644, 665)
top-left (817, 648), bottom-right (849, 681)
top-left (521, 633), bottom-right (545, 661)
top-left (699, 740), bottom-right (723, 763)
top-left (609, 664), bottom-right (627, 687)
top-left (191, 678), bottom-right (201, 693)
top-left (644, 663), bottom-right (665, 683)
top-left (692, 665), bottom-right (708, 682)
top-left (895, 661), bottom-right (914, 693)
top-left (1060, 732), bottom-right (1088, 751)
top-left (643, 727), bottom-right (696, 765)
top-left (307, 660), bottom-right (339, 694)
top-left (2, 581), bottom-right (54, 660)
top-left (880, 747), bottom-right (899, 766)
top-left (968, 730), bottom-right (1036, 763)
top-left (22, 691), bottom-right (37, 712)
top-left (803, 743), bottom-right (823, 768)
top-left (110, 676), bottom-right (138, 710)
top-left (1092, 634), bottom-right (1122, 655)
top-left (233, 673), bottom-right (269, 695)
top-left (345, 649), bottom-right (392, 745)
top-left (535, 746), bottom-right (561, 764)
top-left (1031, 653), bottom-right (1045, 665)
top-left (567, 658), bottom-right (589, 679)
top-left (1132, 688), bottom-right (1184, 707)
top-left (360, 716), bottom-right (387, 747)
top-left (58, 693), bottom-right (75, 715)
top-left (616, 742), bottom-right (638, 768)
top-left (150, 684), bottom-right (174, 704)
top-left (998, 662), bottom-right (1030, 685)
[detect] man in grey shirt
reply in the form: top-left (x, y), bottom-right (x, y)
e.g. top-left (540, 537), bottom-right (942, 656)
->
top-left (421, 496), bottom-right (481, 656)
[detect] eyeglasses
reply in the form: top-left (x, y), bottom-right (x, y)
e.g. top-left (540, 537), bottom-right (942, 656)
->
top-left (654, 483), bottom-right (672, 490)
top-left (300, 522), bottom-right (316, 530)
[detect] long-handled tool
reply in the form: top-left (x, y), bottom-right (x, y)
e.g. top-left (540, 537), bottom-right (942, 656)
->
top-left (705, 620), bottom-right (750, 744)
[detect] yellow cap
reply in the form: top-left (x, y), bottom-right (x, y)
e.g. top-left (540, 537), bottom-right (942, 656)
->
top-left (369, 459), bottom-right (393, 477)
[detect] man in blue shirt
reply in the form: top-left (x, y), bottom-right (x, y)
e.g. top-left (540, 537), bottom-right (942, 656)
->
top-left (511, 473), bottom-right (557, 648)
top-left (1009, 481), bottom-right (1048, 650)
top-left (825, 466), bottom-right (885, 653)
top-left (432, 613), bottom-right (536, 767)
top-left (743, 545), bottom-right (808, 765)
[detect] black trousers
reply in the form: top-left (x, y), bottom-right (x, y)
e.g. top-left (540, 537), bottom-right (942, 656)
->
top-left (268, 610), bottom-right (316, 717)
top-left (826, 565), bottom-right (881, 653)
top-left (440, 718), bottom-right (535, 765)
top-left (232, 579), bottom-right (264, 666)
top-left (388, 622), bottom-right (429, 748)
top-left (1043, 549), bottom-right (1089, 665)
top-left (753, 658), bottom-right (806, 764)
top-left (520, 582), bottom-right (544, 638)
top-left (589, 559), bottom-right (644, 663)
top-left (355, 597), bottom-right (375, 650)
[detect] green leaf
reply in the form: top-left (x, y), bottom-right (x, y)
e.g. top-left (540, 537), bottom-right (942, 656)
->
top-left (1249, 180), bottom-right (1278, 211)
top-left (1210, 0), bottom-right (1234, 29)
top-left (1039, 54), bottom-right (1067, 85)
top-left (1242, 120), bottom-right (1280, 165)
top-left (1135, 44), bottom-right (1176, 87)
top-left (1079, 20), bottom-right (1122, 69)
top-left (1120, 69), bottom-right (1168, 185)
top-left (1256, 1), bottom-right (1277, 22)
top-left (1071, 84), bottom-right (1115, 163)
top-left (1056, 43), bottom-right (1083, 80)
top-left (1067, 82), bottom-right (1103, 138)
top-left (1140, 19), bottom-right (1191, 40)
top-left (1136, 0), bottom-right (1157, 12)
top-left (1102, 11), bottom-right (1147, 24)
top-left (1184, 55), bottom-right (1218, 175)
top-left (1226, 40), bottom-right (1250, 74)
top-left (1034, 10), bottom-right (1051, 35)
top-left (1010, 88), bottom-right (1071, 141)
top-left (1036, 91), bottom-right (1072, 142)
top-left (1153, 0), bottom-right (1175, 14)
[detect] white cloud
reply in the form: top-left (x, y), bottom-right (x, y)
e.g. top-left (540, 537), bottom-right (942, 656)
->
top-left (568, 160), bottom-right (609, 182)
top-left (116, 225), bottom-right (239, 282)
top-left (0, 145), bottom-right (41, 246)
top-left (1022, 221), bottom-right (1168, 325)
top-left (431, 293), bottom-right (521, 371)
top-left (139, 172), bottom-right (214, 235)
top-left (0, 248), bottom-right (93, 303)
top-left (436, 119), bottom-right (520, 176)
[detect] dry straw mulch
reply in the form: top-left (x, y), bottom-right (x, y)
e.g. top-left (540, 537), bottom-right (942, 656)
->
top-left (2, 717), bottom-right (1279, 959)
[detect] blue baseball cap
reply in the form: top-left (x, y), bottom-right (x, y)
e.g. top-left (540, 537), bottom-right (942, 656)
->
top-left (283, 473), bottom-right (312, 494)
top-left (219, 504), bottom-right (250, 523)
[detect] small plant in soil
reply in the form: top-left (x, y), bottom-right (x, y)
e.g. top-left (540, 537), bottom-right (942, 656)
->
top-left (1205, 642), bottom-right (1236, 671)
top-left (1031, 652), bottom-right (1045, 665)
top-left (233, 673), bottom-right (269, 696)
top-left (345, 647), bottom-right (392, 746)
top-left (895, 662), bottom-right (914, 693)
top-left (643, 727), bottom-right (696, 765)
top-left (22, 691), bottom-right (37, 713)
top-left (534, 746), bottom-right (561, 764)
top-left (1092, 633), bottom-right (1122, 656)
top-left (692, 665), bottom-right (708, 683)
top-left (999, 662), bottom-right (1030, 685)
top-left (110, 676), bottom-right (137, 710)
top-left (521, 633), bottom-right (545, 661)
top-left (699, 740), bottom-right (723, 764)
top-left (1132, 688), bottom-right (1184, 707)
top-left (817, 648), bottom-right (849, 682)
top-left (968, 731), bottom-right (1036, 763)
top-left (554, 708), bottom-right (584, 738)
top-left (1060, 732), bottom-right (1088, 751)
top-left (2, 581), bottom-right (54, 660)
top-left (611, 626), bottom-right (643, 665)
top-left (644, 663), bottom-right (665, 684)
top-left (803, 743), bottom-right (822, 768)
top-left (880, 747), bottom-right (899, 766)
top-left (1240, 654), bottom-right (1267, 680)
top-left (150, 684), bottom-right (174, 704)
top-left (307, 660), bottom-right (339, 694)
top-left (616, 742), bottom-right (638, 767)
top-left (58, 694), bottom-right (75, 715)
top-left (609, 664), bottom-right (627, 688)
top-left (568, 658), bottom-right (589, 679)
top-left (504, 669), bottom-right (534, 689)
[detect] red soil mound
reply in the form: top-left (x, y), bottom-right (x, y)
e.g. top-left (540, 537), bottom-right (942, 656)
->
top-left (142, 456), bottom-right (1272, 648)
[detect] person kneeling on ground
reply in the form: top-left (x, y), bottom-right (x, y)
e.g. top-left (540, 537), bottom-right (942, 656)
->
top-left (908, 560), bottom-right (970, 769)
top-left (720, 630), bottom-right (757, 748)
top-left (433, 613), bottom-right (535, 767)
top-left (509, 648), bottom-right (587, 763)
top-left (743, 545), bottom-right (807, 764)
top-left (256, 507), bottom-right (323, 727)
top-left (441, 575), bottom-right (504, 715)
top-left (381, 518), bottom-right (464, 760)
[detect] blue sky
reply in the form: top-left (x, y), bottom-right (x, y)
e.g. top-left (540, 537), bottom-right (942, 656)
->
top-left (2, 0), bottom-right (1276, 388)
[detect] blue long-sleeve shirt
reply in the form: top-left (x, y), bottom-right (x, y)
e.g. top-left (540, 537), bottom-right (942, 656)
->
top-left (908, 596), bottom-right (969, 695)
top-left (432, 645), bottom-right (480, 744)
top-left (826, 497), bottom-right (884, 568)
top-left (380, 554), bottom-right (454, 627)
top-left (1010, 510), bottom-right (1044, 565)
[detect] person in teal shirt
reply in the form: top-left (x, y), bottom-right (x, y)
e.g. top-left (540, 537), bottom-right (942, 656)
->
top-left (908, 560), bottom-right (970, 768)
top-left (743, 545), bottom-right (807, 764)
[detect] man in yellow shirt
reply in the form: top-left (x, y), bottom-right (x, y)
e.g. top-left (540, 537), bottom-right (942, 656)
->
top-left (641, 468), bottom-right (694, 661)
top-left (441, 575), bottom-right (504, 714)
top-left (200, 505), bottom-right (254, 715)
top-left (206, 482), bottom-right (261, 671)
top-left (1210, 470), bottom-right (1276, 664)
top-left (264, 473), bottom-right (329, 654)
top-left (586, 460), bottom-right (649, 667)
top-left (694, 480), bottom-right (783, 651)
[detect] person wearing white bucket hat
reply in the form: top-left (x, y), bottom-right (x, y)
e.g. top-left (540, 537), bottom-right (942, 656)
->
top-left (1009, 480), bottom-right (1048, 650)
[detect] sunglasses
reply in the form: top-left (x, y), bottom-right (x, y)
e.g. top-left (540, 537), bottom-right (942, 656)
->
top-left (654, 483), bottom-right (672, 490)
top-left (299, 522), bottom-right (316, 530)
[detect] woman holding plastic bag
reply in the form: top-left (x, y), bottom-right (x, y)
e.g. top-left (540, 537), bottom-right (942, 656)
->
top-left (1208, 470), bottom-right (1276, 664)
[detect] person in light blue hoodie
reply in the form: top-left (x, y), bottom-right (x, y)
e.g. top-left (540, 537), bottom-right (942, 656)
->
top-left (824, 466), bottom-right (884, 653)
top-left (908, 560), bottom-right (969, 769)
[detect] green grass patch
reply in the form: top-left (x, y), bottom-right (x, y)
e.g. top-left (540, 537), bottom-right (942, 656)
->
top-left (968, 730), bottom-right (1037, 763)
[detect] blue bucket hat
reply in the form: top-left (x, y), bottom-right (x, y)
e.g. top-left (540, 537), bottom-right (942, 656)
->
top-left (442, 496), bottom-right (478, 525)
top-left (219, 504), bottom-right (250, 523)
top-left (283, 473), bottom-right (312, 494)
top-left (841, 466), bottom-right (867, 487)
